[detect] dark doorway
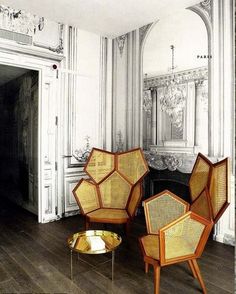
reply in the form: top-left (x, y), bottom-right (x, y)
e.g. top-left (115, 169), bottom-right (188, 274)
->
top-left (0, 64), bottom-right (38, 214)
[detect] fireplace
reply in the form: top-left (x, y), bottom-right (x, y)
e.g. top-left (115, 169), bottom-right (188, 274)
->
top-left (144, 168), bottom-right (191, 203)
top-left (142, 151), bottom-right (200, 203)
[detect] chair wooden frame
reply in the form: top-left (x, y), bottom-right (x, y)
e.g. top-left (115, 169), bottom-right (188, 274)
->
top-left (139, 210), bottom-right (213, 294)
top-left (189, 153), bottom-right (230, 223)
top-left (209, 158), bottom-right (230, 222)
top-left (139, 153), bottom-right (230, 294)
top-left (73, 147), bottom-right (149, 234)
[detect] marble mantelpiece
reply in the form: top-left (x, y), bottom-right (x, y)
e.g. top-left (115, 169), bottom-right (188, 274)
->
top-left (144, 150), bottom-right (218, 174)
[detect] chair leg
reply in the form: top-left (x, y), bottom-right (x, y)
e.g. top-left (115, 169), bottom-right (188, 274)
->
top-left (153, 265), bottom-right (160, 294)
top-left (188, 260), bottom-right (197, 278)
top-left (192, 259), bottom-right (207, 294)
top-left (85, 218), bottom-right (89, 230)
top-left (145, 262), bottom-right (149, 273)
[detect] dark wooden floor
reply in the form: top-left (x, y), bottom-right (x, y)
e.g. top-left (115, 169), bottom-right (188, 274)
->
top-left (0, 199), bottom-right (234, 294)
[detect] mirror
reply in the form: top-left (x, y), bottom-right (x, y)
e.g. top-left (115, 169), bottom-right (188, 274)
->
top-left (142, 9), bottom-right (208, 154)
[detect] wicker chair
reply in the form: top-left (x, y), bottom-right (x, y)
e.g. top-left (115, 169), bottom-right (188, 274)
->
top-left (139, 155), bottom-right (230, 294)
top-left (190, 156), bottom-right (230, 223)
top-left (189, 153), bottom-right (213, 202)
top-left (73, 147), bottom-right (149, 233)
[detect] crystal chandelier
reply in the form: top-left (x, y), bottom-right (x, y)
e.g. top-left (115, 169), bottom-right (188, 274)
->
top-left (160, 45), bottom-right (186, 127)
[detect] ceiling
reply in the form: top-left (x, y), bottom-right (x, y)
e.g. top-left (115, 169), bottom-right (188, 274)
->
top-left (0, 0), bottom-right (199, 38)
top-left (0, 64), bottom-right (30, 87)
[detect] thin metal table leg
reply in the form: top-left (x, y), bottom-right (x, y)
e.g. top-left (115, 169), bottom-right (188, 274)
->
top-left (112, 250), bottom-right (115, 281)
top-left (70, 250), bottom-right (73, 280)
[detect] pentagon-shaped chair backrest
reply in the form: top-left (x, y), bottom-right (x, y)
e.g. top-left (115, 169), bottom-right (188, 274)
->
top-left (209, 158), bottom-right (230, 223)
top-left (84, 148), bottom-right (115, 184)
top-left (189, 153), bottom-right (212, 202)
top-left (72, 179), bottom-right (100, 214)
top-left (99, 171), bottom-right (132, 209)
top-left (117, 148), bottom-right (149, 185)
top-left (159, 211), bottom-right (213, 265)
top-left (190, 187), bottom-right (213, 222)
top-left (144, 190), bottom-right (189, 234)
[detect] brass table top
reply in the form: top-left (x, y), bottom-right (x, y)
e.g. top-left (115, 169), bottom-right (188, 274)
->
top-left (67, 230), bottom-right (122, 254)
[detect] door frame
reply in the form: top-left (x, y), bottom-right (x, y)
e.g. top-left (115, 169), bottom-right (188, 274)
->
top-left (0, 46), bottom-right (63, 223)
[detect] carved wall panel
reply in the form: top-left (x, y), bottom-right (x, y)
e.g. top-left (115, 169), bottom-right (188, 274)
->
top-left (61, 28), bottom-right (109, 215)
top-left (0, 4), bottom-right (64, 54)
top-left (40, 69), bottom-right (58, 222)
top-left (112, 30), bottom-right (141, 151)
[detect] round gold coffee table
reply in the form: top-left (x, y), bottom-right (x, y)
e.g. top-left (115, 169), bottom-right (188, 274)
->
top-left (67, 230), bottom-right (122, 280)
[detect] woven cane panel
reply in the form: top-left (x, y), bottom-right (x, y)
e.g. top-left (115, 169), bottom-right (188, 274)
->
top-left (164, 216), bottom-right (205, 260)
top-left (73, 180), bottom-right (100, 214)
top-left (87, 208), bottom-right (129, 220)
top-left (191, 190), bottom-right (211, 221)
top-left (128, 182), bottom-right (141, 217)
top-left (210, 163), bottom-right (227, 220)
top-left (85, 150), bottom-right (115, 183)
top-left (189, 157), bottom-right (211, 201)
top-left (140, 235), bottom-right (159, 260)
top-left (117, 150), bottom-right (148, 184)
top-left (145, 193), bottom-right (187, 234)
top-left (99, 171), bottom-right (131, 209)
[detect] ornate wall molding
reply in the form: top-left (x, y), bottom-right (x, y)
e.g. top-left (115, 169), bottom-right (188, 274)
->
top-left (188, 0), bottom-right (212, 24)
top-left (116, 34), bottom-right (127, 57)
top-left (0, 4), bottom-right (64, 54)
top-left (33, 23), bottom-right (64, 54)
top-left (0, 5), bottom-right (44, 35)
top-left (139, 23), bottom-right (153, 47)
top-left (200, 0), bottom-right (212, 19)
top-left (145, 66), bottom-right (208, 89)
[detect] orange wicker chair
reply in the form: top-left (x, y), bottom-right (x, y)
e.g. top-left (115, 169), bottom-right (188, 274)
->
top-left (140, 189), bottom-right (213, 294)
top-left (73, 148), bottom-right (149, 233)
top-left (139, 155), bottom-right (230, 294)
top-left (189, 156), bottom-right (230, 224)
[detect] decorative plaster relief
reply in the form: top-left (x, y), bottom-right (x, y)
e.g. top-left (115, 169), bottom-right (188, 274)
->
top-left (195, 79), bottom-right (208, 112)
top-left (143, 89), bottom-right (152, 114)
top-left (117, 34), bottom-right (127, 57)
top-left (200, 0), bottom-right (212, 19)
top-left (0, 4), bottom-right (64, 54)
top-left (73, 136), bottom-right (91, 163)
top-left (139, 23), bottom-right (153, 47)
top-left (144, 151), bottom-right (185, 172)
top-left (34, 23), bottom-right (64, 54)
top-left (145, 67), bottom-right (208, 89)
top-left (189, 0), bottom-right (212, 21)
top-left (0, 5), bottom-right (44, 35)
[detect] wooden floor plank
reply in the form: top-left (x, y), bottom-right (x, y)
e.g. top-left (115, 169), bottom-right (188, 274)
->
top-left (0, 199), bottom-right (234, 294)
top-left (0, 247), bottom-right (44, 293)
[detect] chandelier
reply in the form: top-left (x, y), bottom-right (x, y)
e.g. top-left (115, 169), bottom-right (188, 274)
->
top-left (159, 45), bottom-right (186, 127)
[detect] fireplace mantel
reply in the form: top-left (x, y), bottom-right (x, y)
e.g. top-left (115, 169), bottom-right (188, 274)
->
top-left (144, 150), bottom-right (218, 174)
